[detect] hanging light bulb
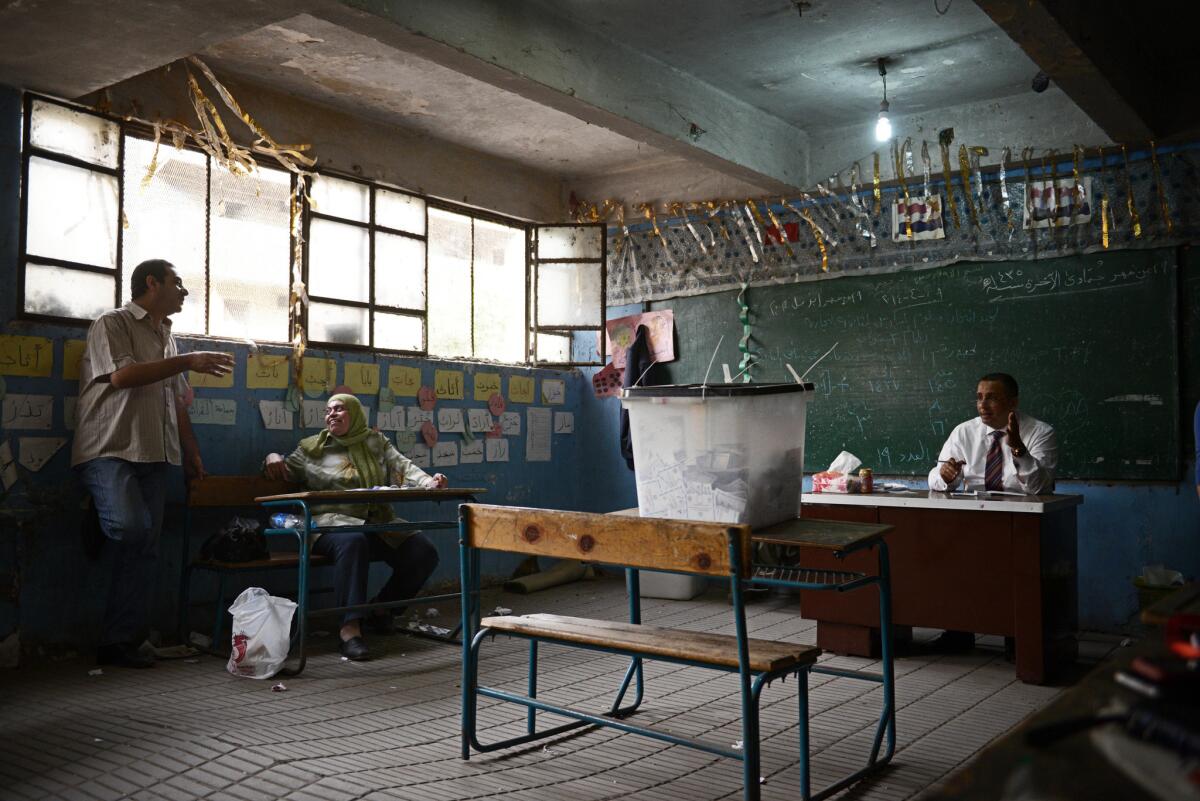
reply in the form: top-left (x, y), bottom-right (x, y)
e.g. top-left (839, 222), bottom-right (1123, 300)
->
top-left (874, 58), bottom-right (892, 142)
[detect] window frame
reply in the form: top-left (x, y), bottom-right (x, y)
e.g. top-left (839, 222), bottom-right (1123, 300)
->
top-left (530, 222), bottom-right (608, 368)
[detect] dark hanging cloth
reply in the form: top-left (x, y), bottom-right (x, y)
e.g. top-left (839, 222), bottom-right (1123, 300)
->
top-left (620, 324), bottom-right (656, 471)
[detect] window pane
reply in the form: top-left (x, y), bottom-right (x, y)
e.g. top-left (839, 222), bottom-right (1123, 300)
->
top-left (536, 332), bottom-right (570, 363)
top-left (473, 219), bottom-right (525, 363)
top-left (27, 156), bottom-right (118, 268)
top-left (374, 311), bottom-right (424, 351)
top-left (309, 218), bottom-right (368, 303)
top-left (375, 232), bottom-right (425, 310)
top-left (309, 302), bottom-right (367, 346)
top-left (537, 226), bottom-right (602, 259)
top-left (23, 262), bottom-right (114, 319)
top-left (121, 137), bottom-right (208, 334)
top-left (427, 208), bottom-right (473, 359)
top-left (310, 174), bottom-right (368, 222)
top-left (210, 163), bottom-right (291, 342)
top-left (377, 188), bottom-right (425, 235)
top-left (536, 261), bottom-right (602, 326)
top-left (30, 100), bottom-right (119, 168)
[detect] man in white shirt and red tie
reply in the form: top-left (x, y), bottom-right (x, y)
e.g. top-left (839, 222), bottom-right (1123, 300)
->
top-left (928, 372), bottom-right (1057, 495)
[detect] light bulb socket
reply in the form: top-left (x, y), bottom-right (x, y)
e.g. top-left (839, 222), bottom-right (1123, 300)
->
top-left (879, 99), bottom-right (890, 115)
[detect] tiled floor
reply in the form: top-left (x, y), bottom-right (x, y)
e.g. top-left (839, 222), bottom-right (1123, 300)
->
top-left (0, 578), bottom-right (1118, 801)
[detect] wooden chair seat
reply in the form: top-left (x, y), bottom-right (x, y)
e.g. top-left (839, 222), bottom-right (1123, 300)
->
top-left (191, 553), bottom-right (333, 571)
top-left (481, 613), bottom-right (820, 673)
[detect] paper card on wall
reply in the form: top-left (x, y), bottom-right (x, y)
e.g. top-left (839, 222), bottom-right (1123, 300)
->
top-left (485, 438), bottom-right (509, 462)
top-left (18, 437), bottom-right (66, 472)
top-left (460, 439), bottom-right (484, 464)
top-left (259, 400), bottom-right (294, 430)
top-left (189, 398), bottom-right (237, 426)
top-left (473, 373), bottom-right (502, 402)
top-left (500, 411), bottom-right (521, 436)
top-left (63, 339), bottom-right (86, 380)
top-left (377, 407), bottom-right (406, 431)
top-left (434, 370), bottom-right (464, 400)
top-left (345, 362), bottom-right (380, 394)
top-left (508, 376), bottom-right (534, 404)
top-left (592, 362), bottom-right (624, 398)
top-left (466, 408), bottom-right (493, 433)
top-left (302, 400), bottom-right (327, 429)
top-left (188, 367), bottom-right (235, 388)
top-left (388, 365), bottom-right (422, 397)
top-left (553, 412), bottom-right (574, 434)
top-left (541, 379), bottom-right (565, 405)
top-left (246, 354), bottom-right (290, 389)
top-left (0, 335), bottom-right (53, 377)
top-left (891, 195), bottom-right (945, 242)
top-left (395, 430), bottom-right (417, 451)
top-left (1, 395), bottom-right (53, 430)
top-left (0, 441), bottom-right (16, 490)
top-left (526, 407), bottom-right (551, 462)
top-left (64, 396), bottom-right (78, 430)
top-left (437, 407), bottom-right (466, 433)
top-left (1024, 177), bottom-right (1092, 229)
top-left (432, 441), bottom-right (458, 467)
top-left (408, 443), bottom-right (431, 468)
top-left (301, 357), bottom-right (337, 398)
top-left (605, 310), bottom-right (675, 369)
top-left (407, 407), bottom-right (433, 430)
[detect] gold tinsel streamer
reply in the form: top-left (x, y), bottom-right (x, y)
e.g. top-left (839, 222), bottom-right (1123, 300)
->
top-left (730, 203), bottom-right (760, 263)
top-left (702, 200), bottom-right (732, 241)
top-left (743, 199), bottom-right (769, 252)
top-left (939, 141), bottom-right (960, 228)
top-left (141, 124), bottom-right (163, 189)
top-left (956, 145), bottom-right (978, 228)
top-left (635, 202), bottom-right (672, 255)
top-left (872, 152), bottom-right (882, 216)
top-left (1149, 140), bottom-right (1173, 234)
top-left (1097, 144), bottom-right (1111, 248)
top-left (1071, 145), bottom-right (1085, 227)
top-left (893, 138), bottom-right (913, 239)
top-left (920, 140), bottom-right (932, 199)
top-left (799, 208), bottom-right (828, 272)
top-left (1121, 144), bottom-right (1142, 238)
top-left (761, 200), bottom-right (795, 258)
top-left (669, 201), bottom-right (709, 255)
top-left (998, 147), bottom-right (1014, 231)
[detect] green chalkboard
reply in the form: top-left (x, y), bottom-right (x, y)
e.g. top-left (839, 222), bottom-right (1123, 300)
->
top-left (649, 249), bottom-right (1180, 480)
top-left (1182, 244), bottom-right (1200, 465)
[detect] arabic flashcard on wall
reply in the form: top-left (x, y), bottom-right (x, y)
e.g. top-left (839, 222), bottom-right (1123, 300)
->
top-left (18, 437), bottom-right (66, 472)
top-left (0, 335), bottom-right (53, 377)
top-left (500, 411), bottom-right (521, 436)
top-left (435, 369), bottom-right (464, 400)
top-left (485, 438), bottom-right (509, 462)
top-left (377, 406), bottom-right (406, 431)
top-left (526, 407), bottom-right (552, 462)
top-left (189, 398), bottom-right (237, 426)
top-left (466, 408), bottom-right (493, 433)
top-left (605, 310), bottom-right (675, 369)
top-left (0, 441), bottom-right (16, 490)
top-left (188, 367), bottom-right (235, 388)
top-left (345, 362), bottom-right (380, 394)
top-left (259, 400), bottom-right (294, 430)
top-left (302, 400), bottom-right (327, 429)
top-left (473, 373), bottom-right (501, 402)
top-left (407, 407), bottom-right (433, 430)
top-left (408, 442), bottom-right (431, 468)
top-left (63, 339), bottom-right (86, 380)
top-left (554, 412), bottom-right (574, 434)
top-left (437, 407), bottom-right (466, 433)
top-left (432, 441), bottom-right (458, 467)
top-left (246, 354), bottom-right (290, 389)
top-left (508, 376), bottom-right (534, 404)
top-left (301, 357), bottom-right (337, 398)
top-left (460, 439), bottom-right (484, 464)
top-left (395, 430), bottom-right (417, 451)
top-left (388, 365), bottom-right (422, 397)
top-left (541, 379), bottom-right (565, 405)
top-left (64, 396), bottom-right (78, 430)
top-left (2, 394), bottom-right (53, 430)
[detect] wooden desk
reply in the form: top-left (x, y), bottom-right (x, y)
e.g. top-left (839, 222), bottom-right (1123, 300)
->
top-left (797, 491), bottom-right (1083, 684)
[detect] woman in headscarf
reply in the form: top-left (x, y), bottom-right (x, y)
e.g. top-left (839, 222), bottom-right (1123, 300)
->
top-left (263, 393), bottom-right (448, 661)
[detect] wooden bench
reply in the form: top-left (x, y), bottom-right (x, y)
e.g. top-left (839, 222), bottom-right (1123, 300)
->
top-left (458, 503), bottom-right (888, 801)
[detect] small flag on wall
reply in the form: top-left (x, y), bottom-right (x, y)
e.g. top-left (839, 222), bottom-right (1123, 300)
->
top-left (891, 195), bottom-right (945, 242)
top-left (1024, 176), bottom-right (1092, 229)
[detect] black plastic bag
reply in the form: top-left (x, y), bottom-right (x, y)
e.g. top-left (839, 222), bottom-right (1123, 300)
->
top-left (199, 516), bottom-right (270, 563)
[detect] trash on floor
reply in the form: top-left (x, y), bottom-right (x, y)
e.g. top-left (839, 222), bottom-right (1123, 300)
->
top-left (406, 621), bottom-right (452, 637)
top-left (492, 606), bottom-right (513, 616)
top-left (188, 631), bottom-right (212, 649)
top-left (153, 644), bottom-right (200, 659)
top-left (87, 668), bottom-right (103, 676)
top-left (424, 608), bottom-right (440, 618)
top-left (271, 682), bottom-right (287, 692)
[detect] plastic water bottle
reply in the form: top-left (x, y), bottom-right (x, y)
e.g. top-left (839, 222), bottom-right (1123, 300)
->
top-left (270, 513), bottom-right (303, 529)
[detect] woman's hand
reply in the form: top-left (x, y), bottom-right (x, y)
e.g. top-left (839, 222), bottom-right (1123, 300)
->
top-left (429, 473), bottom-right (448, 489)
top-left (264, 453), bottom-right (289, 481)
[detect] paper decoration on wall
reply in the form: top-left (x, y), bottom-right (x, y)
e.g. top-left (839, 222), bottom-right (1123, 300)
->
top-left (301, 358), bottom-right (337, 398)
top-left (64, 396), bottom-right (78, 430)
top-left (284, 386), bottom-right (301, 413)
top-left (487, 422), bottom-right (502, 439)
top-left (407, 407), bottom-right (433, 430)
top-left (508, 376), bottom-right (534, 404)
top-left (1024, 177), bottom-right (1092, 229)
top-left (485, 438), bottom-right (509, 462)
top-left (395, 430), bottom-right (417, 451)
top-left (437, 408), bottom-right (466, 433)
top-left (487, 393), bottom-right (506, 416)
top-left (418, 386), bottom-right (437, 411)
top-left (474, 373), bottom-right (501, 402)
top-left (434, 369), bottom-right (464, 400)
top-left (0, 441), bottom-right (16, 490)
top-left (331, 384), bottom-right (352, 396)
top-left (592, 362), bottom-right (623, 398)
top-left (377, 407), bottom-right (406, 431)
top-left (63, 339), bottom-right (86, 380)
top-left (189, 398), bottom-right (237, 426)
top-left (432, 441), bottom-right (458, 467)
top-left (500, 412), bottom-right (521, 436)
top-left (378, 387), bottom-right (396, 412)
top-left (344, 362), bottom-right (380, 394)
top-left (541, 379), bottom-right (565, 405)
top-left (0, 335), bottom-right (53, 377)
top-left (467, 408), bottom-right (493, 433)
top-left (891, 195), bottom-right (945, 242)
top-left (408, 442), bottom-right (431, 468)
top-left (2, 394), bottom-right (52, 430)
top-left (421, 421), bottom-right (438, 447)
top-left (18, 437), bottom-right (66, 472)
top-left (554, 412), bottom-right (575, 434)
top-left (605, 310), bottom-right (675, 369)
top-left (259, 400), bottom-right (294, 430)
top-left (526, 407), bottom-right (551, 462)
top-left (460, 439), bottom-right (484, 464)
top-left (388, 365), bottom-right (421, 397)
top-left (302, 399), bottom-right (327, 429)
top-left (247, 354), bottom-right (290, 389)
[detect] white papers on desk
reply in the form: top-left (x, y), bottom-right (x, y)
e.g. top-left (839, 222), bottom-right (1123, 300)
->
top-left (259, 400), bottom-right (294, 430)
top-left (485, 438), bottom-right (509, 462)
top-left (460, 439), bottom-right (484, 464)
top-left (437, 408), bottom-right (465, 433)
top-left (2, 394), bottom-right (52, 430)
top-left (526, 407), bottom-right (551, 462)
top-left (18, 437), bottom-right (67, 472)
top-left (432, 441), bottom-right (458, 467)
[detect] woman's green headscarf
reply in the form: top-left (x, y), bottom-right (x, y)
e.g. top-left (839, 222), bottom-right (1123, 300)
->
top-left (298, 393), bottom-right (385, 488)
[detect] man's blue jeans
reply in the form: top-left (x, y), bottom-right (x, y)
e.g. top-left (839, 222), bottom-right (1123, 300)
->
top-left (77, 458), bottom-right (168, 647)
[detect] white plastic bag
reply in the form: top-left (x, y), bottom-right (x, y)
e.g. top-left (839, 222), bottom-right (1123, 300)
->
top-left (226, 587), bottom-right (297, 679)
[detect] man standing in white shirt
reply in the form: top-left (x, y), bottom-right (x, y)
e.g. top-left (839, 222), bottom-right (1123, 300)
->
top-left (928, 372), bottom-right (1057, 495)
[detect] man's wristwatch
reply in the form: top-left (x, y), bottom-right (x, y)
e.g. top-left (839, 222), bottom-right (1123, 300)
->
top-left (1010, 443), bottom-right (1026, 458)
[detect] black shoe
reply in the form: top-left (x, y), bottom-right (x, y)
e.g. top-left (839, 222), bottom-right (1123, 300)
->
top-left (364, 610), bottom-right (395, 636)
top-left (339, 636), bottom-right (370, 661)
top-left (931, 630), bottom-right (975, 653)
top-left (97, 642), bottom-right (155, 669)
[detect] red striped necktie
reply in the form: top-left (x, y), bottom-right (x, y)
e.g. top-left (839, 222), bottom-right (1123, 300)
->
top-left (984, 430), bottom-right (1005, 491)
